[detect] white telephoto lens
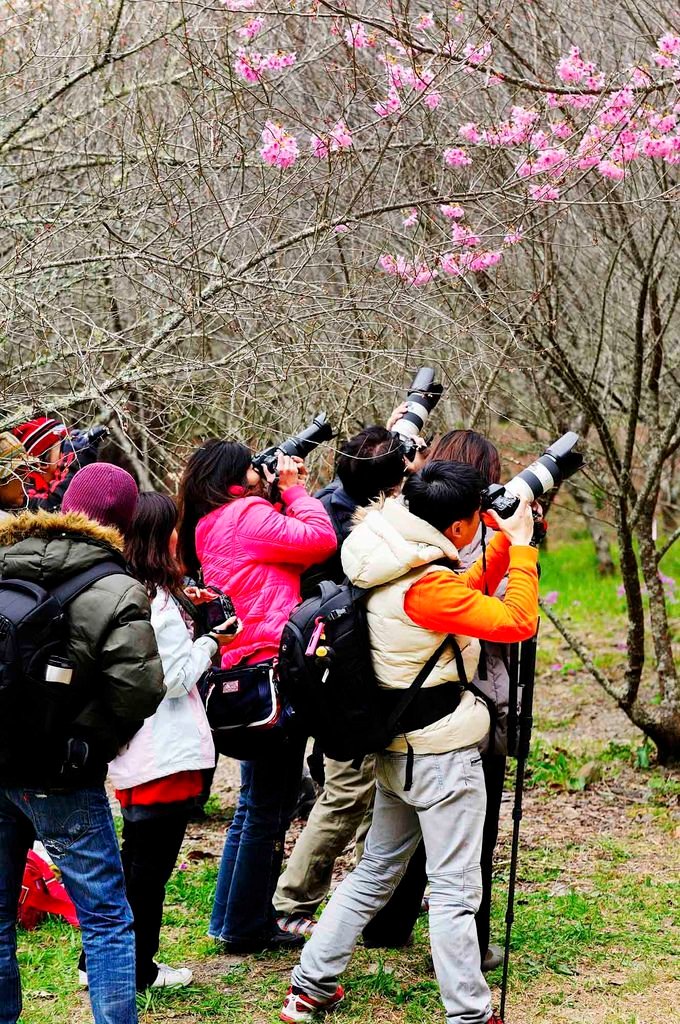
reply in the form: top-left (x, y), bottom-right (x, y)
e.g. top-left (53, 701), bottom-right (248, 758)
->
top-left (395, 398), bottom-right (430, 438)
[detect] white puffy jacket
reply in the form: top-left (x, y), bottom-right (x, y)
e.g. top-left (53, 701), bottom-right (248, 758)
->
top-left (108, 588), bottom-right (217, 789)
top-left (341, 498), bottom-right (489, 755)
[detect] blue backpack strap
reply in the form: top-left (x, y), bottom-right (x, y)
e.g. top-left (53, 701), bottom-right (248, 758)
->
top-left (50, 560), bottom-right (128, 607)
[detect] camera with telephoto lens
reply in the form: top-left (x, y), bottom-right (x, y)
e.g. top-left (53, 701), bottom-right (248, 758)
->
top-left (63, 425), bottom-right (109, 457)
top-left (252, 413), bottom-right (334, 476)
top-left (480, 432), bottom-right (584, 521)
top-left (391, 367), bottom-right (444, 461)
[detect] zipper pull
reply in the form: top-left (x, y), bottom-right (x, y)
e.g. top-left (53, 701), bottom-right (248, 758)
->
top-left (305, 617), bottom-right (326, 657)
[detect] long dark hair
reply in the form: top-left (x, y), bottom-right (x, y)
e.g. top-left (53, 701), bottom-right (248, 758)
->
top-left (125, 491), bottom-right (183, 598)
top-left (428, 429), bottom-right (501, 487)
top-left (176, 439), bottom-right (253, 578)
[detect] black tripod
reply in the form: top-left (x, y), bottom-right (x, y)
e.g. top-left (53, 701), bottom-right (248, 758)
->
top-left (499, 622), bottom-right (539, 1022)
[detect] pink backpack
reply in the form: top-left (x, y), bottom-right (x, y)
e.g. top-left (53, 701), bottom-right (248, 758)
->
top-left (17, 851), bottom-right (79, 930)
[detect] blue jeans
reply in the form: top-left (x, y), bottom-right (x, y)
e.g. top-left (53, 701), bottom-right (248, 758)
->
top-left (0, 787), bottom-right (136, 1024)
top-left (209, 737), bottom-right (305, 944)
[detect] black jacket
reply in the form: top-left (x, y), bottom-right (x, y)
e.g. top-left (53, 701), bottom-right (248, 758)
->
top-left (301, 480), bottom-right (358, 596)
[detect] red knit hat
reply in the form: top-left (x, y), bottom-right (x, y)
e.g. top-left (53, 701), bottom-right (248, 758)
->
top-left (12, 417), bottom-right (68, 459)
top-left (62, 463), bottom-right (139, 536)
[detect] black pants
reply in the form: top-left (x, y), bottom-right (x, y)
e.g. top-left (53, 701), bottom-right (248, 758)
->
top-left (476, 754), bottom-right (506, 955)
top-left (363, 752), bottom-right (507, 957)
top-left (79, 805), bottom-right (190, 989)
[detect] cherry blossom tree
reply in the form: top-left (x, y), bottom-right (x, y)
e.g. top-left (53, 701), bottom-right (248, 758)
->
top-left (0, 0), bottom-right (678, 754)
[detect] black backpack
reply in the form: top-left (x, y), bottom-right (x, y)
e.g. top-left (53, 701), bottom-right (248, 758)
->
top-left (0, 561), bottom-right (127, 754)
top-left (277, 580), bottom-right (456, 764)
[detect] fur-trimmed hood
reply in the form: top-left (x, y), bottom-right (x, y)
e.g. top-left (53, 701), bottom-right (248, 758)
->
top-left (342, 496), bottom-right (460, 589)
top-left (0, 509), bottom-right (126, 585)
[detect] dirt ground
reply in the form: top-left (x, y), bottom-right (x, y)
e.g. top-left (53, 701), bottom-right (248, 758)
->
top-left (168, 636), bottom-right (679, 1024)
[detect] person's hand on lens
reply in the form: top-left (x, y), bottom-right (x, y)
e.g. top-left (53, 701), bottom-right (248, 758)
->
top-left (291, 456), bottom-right (308, 478)
top-left (386, 403), bottom-right (409, 431)
top-left (489, 497), bottom-right (534, 546)
top-left (277, 453), bottom-right (304, 491)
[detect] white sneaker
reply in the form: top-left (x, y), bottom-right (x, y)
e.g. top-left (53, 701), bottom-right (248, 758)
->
top-left (150, 962), bottom-right (193, 988)
top-left (78, 961), bottom-right (192, 991)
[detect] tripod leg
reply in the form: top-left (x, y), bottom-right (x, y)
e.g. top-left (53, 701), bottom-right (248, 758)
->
top-left (499, 756), bottom-right (527, 1021)
top-left (499, 626), bottom-right (538, 1021)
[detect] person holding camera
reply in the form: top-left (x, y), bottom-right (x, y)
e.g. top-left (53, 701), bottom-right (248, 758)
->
top-left (428, 430), bottom-right (514, 971)
top-left (0, 464), bottom-right (164, 1024)
top-left (11, 416), bottom-right (108, 513)
top-left (77, 492), bottom-right (239, 993)
top-left (363, 430), bottom-right (514, 963)
top-left (275, 426), bottom-right (406, 938)
top-left (281, 461), bottom-right (538, 1024)
top-left (176, 440), bottom-right (337, 954)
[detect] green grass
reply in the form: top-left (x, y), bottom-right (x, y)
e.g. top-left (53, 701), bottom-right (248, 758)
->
top-left (538, 534), bottom-right (680, 624)
top-left (18, 793), bottom-right (678, 1024)
top-left (14, 534), bottom-right (680, 1022)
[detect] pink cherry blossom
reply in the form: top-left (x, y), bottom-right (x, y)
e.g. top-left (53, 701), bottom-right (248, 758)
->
top-left (577, 154), bottom-right (601, 170)
top-left (310, 121), bottom-right (352, 158)
top-left (459, 122), bottom-right (481, 143)
top-left (410, 265), bottom-right (438, 286)
top-left (310, 135), bottom-right (329, 158)
top-left (416, 13), bottom-right (435, 30)
top-left (440, 253), bottom-right (464, 276)
top-left (333, 224), bottom-right (350, 234)
top-left (329, 120), bottom-right (353, 149)
top-left (443, 146), bottom-right (472, 167)
top-left (516, 160), bottom-right (535, 179)
top-left (440, 204), bottom-right (464, 219)
top-left (597, 159), bottom-right (625, 181)
top-left (403, 208), bottom-right (419, 228)
top-left (657, 32), bottom-right (680, 57)
top-left (653, 53), bottom-right (676, 70)
top-left (529, 183), bottom-right (560, 202)
top-left (551, 121), bottom-right (572, 140)
top-left (641, 136), bottom-right (673, 159)
top-left (234, 48), bottom-right (296, 83)
top-left (451, 223), bottom-right (480, 247)
top-left (556, 47), bottom-right (587, 83)
top-left (263, 51), bottom-right (297, 71)
top-left (533, 146), bottom-right (569, 175)
top-left (345, 22), bottom-right (375, 49)
top-left (379, 254), bottom-right (398, 274)
top-left (463, 41), bottom-right (492, 65)
top-left (237, 16), bottom-right (265, 40)
top-left (469, 250), bottom-right (502, 271)
top-left (259, 120), bottom-right (299, 169)
top-left (648, 112), bottom-right (677, 133)
top-left (630, 65), bottom-right (652, 86)
top-left (223, 0), bottom-right (255, 9)
top-left (374, 87), bottom-right (401, 118)
top-left (423, 92), bottom-right (442, 110)
top-left (503, 229), bottom-right (523, 245)
top-left (234, 50), bottom-right (263, 83)
top-left (379, 253), bottom-right (437, 285)
top-left (511, 106), bottom-right (540, 129)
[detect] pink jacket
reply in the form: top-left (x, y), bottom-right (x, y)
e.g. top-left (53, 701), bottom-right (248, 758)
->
top-left (195, 485), bottom-right (337, 668)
